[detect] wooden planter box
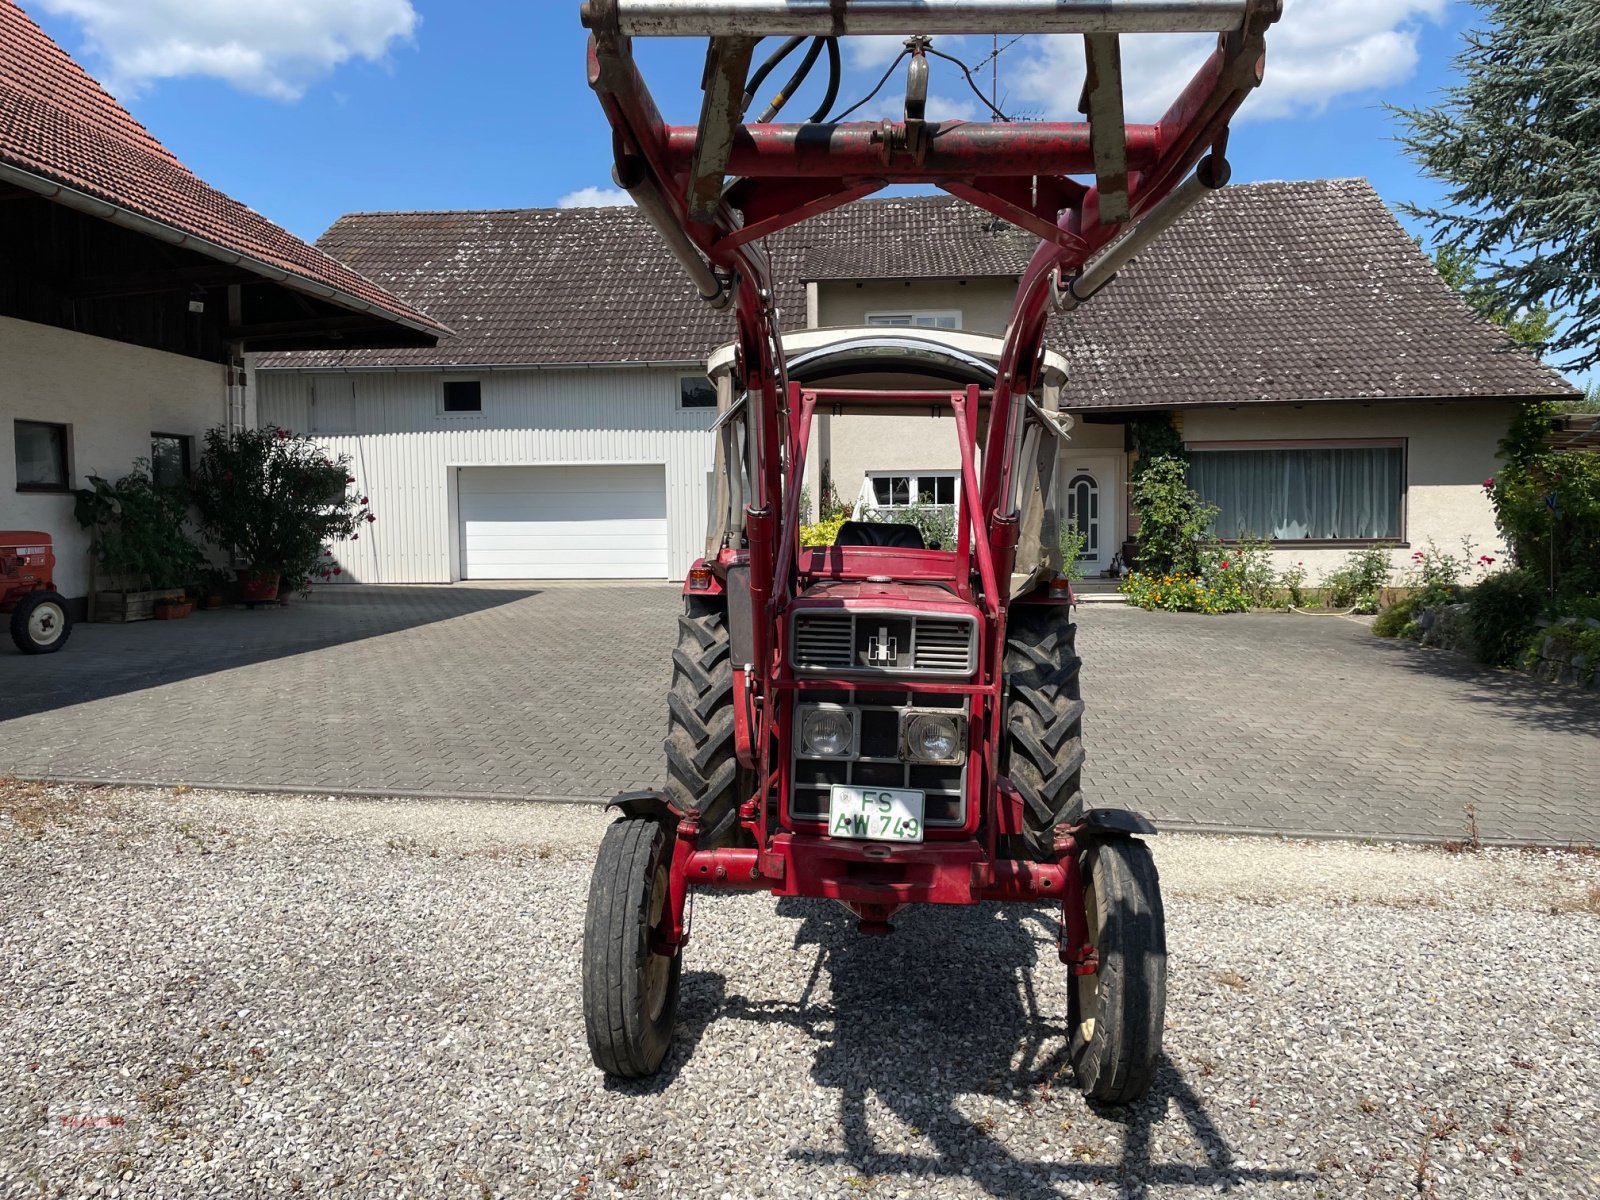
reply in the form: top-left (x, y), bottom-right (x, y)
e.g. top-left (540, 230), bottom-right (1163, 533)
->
top-left (92, 589), bottom-right (164, 623)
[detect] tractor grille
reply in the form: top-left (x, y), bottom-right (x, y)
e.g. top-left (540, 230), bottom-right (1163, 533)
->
top-left (790, 610), bottom-right (977, 677)
top-left (791, 690), bottom-right (968, 828)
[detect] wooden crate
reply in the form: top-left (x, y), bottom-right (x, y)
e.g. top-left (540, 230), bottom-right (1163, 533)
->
top-left (92, 589), bottom-right (163, 623)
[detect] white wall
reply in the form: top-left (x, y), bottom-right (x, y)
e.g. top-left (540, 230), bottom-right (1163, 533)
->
top-left (1179, 400), bottom-right (1517, 579)
top-left (1, 316), bottom-right (227, 599)
top-left (254, 366), bottom-right (716, 582)
top-left (816, 278), bottom-right (1018, 334)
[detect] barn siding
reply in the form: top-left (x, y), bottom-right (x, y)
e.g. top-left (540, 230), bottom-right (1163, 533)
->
top-left (254, 366), bottom-right (715, 583)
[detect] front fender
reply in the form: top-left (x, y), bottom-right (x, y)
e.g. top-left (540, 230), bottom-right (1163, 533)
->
top-left (605, 789), bottom-right (685, 823)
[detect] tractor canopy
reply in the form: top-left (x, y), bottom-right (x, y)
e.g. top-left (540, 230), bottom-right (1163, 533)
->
top-left (703, 327), bottom-right (1074, 598)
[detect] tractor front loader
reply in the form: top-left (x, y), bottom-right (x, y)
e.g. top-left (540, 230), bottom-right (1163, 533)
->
top-left (578, 0), bottom-right (1282, 1103)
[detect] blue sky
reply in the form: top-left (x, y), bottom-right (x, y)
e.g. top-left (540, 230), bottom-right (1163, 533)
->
top-left (18, 0), bottom-right (1588, 386)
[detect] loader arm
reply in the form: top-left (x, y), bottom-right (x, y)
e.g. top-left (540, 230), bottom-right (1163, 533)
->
top-left (583, 0), bottom-right (1281, 544)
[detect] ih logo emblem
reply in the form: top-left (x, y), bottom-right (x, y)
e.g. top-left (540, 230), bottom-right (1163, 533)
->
top-left (868, 624), bottom-right (898, 666)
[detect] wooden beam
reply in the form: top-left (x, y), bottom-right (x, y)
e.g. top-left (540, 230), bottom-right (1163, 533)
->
top-left (67, 263), bottom-right (258, 300)
top-left (230, 314), bottom-right (379, 341)
top-left (1080, 33), bottom-right (1130, 223)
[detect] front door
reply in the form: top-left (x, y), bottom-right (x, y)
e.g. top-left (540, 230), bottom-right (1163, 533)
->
top-left (1060, 455), bottom-right (1120, 578)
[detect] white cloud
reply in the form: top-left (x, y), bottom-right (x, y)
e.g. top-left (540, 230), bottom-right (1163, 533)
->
top-left (1005, 0), bottom-right (1446, 123)
top-left (557, 186), bottom-right (635, 209)
top-left (29, 0), bottom-right (419, 100)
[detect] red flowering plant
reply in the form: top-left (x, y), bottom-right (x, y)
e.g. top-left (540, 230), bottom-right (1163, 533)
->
top-left (191, 426), bottom-right (371, 593)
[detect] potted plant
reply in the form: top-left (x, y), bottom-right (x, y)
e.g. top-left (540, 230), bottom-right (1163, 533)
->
top-left (74, 464), bottom-right (206, 622)
top-left (197, 567), bottom-right (231, 609)
top-left (191, 426), bottom-right (372, 606)
top-left (151, 594), bottom-right (193, 620)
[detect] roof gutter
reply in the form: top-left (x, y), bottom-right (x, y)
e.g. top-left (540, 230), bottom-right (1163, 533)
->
top-left (251, 359), bottom-right (706, 374)
top-left (0, 161), bottom-right (451, 341)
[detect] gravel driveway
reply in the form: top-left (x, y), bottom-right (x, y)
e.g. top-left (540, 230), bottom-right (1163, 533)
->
top-left (3, 782), bottom-right (1598, 1199)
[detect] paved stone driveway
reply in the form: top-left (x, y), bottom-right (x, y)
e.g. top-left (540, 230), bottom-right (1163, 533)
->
top-left (2, 584), bottom-right (1596, 843)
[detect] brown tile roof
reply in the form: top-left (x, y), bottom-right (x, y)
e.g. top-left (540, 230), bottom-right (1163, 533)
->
top-left (270, 206), bottom-right (735, 368)
top-left (0, 0), bottom-right (445, 341)
top-left (1054, 178), bottom-right (1574, 408)
top-left (257, 180), bottom-right (1575, 406)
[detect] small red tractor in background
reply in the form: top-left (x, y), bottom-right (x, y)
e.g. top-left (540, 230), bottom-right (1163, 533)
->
top-left (1, 532), bottom-right (72, 654)
top-left (579, 0), bottom-right (1281, 1103)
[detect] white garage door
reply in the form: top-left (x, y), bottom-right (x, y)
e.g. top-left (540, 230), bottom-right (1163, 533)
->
top-left (459, 465), bottom-right (668, 579)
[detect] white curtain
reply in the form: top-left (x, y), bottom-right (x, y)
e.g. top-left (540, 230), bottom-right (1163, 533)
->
top-left (1189, 446), bottom-right (1404, 540)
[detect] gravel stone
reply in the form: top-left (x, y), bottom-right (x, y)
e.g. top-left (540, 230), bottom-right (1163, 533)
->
top-left (2, 781), bottom-right (1598, 1198)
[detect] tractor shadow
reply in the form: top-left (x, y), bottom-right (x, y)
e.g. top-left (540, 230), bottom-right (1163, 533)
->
top-left (697, 898), bottom-right (1314, 1198)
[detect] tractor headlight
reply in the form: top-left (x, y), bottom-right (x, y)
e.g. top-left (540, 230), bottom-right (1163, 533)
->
top-left (799, 706), bottom-right (856, 758)
top-left (901, 712), bottom-right (965, 764)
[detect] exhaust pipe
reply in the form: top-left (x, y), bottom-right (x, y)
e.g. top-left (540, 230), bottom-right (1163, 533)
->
top-left (1054, 154), bottom-right (1230, 313)
top-left (613, 156), bottom-right (731, 310)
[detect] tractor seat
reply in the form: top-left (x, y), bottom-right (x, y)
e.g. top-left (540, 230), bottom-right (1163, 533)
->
top-left (833, 520), bottom-right (926, 550)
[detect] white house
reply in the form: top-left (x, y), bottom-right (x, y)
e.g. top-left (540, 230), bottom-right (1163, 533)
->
top-left (253, 184), bottom-right (1575, 585)
top-left (0, 0), bottom-right (443, 610)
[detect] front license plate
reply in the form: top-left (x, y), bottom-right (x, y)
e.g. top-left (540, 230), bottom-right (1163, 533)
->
top-left (827, 785), bottom-right (925, 843)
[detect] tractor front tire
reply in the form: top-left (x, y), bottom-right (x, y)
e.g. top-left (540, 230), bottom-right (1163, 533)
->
top-left (10, 591), bottom-right (71, 655)
top-left (663, 599), bottom-right (741, 847)
top-left (1002, 605), bottom-right (1085, 859)
top-left (1067, 837), bottom-right (1167, 1105)
top-left (583, 817), bottom-right (682, 1078)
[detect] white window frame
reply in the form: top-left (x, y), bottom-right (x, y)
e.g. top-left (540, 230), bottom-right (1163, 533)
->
top-left (854, 470), bottom-right (961, 518)
top-left (438, 377), bottom-right (484, 418)
top-left (864, 310), bottom-right (962, 330)
top-left (675, 376), bottom-right (720, 412)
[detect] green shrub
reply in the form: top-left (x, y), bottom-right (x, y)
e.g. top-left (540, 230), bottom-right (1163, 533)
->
top-left (1524, 622), bottom-right (1600, 673)
top-left (800, 513), bottom-right (848, 547)
top-left (1489, 403), bottom-right (1600, 599)
top-left (1465, 568), bottom-right (1546, 667)
top-left (1372, 595), bottom-right (1421, 638)
top-left (73, 462), bottom-right (206, 590)
top-left (1130, 456), bottom-right (1217, 576)
top-left (1120, 568), bottom-right (1248, 614)
top-left (1556, 594), bottom-right (1600, 623)
top-left (1278, 560), bottom-right (1309, 607)
top-left (1058, 523), bottom-right (1088, 583)
top-left (1322, 545), bottom-right (1394, 613)
top-left (191, 426), bottom-right (371, 586)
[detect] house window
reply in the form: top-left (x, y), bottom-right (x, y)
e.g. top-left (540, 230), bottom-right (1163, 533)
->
top-left (859, 471), bottom-right (959, 513)
top-left (441, 380), bottom-right (482, 413)
top-left (679, 375), bottom-right (717, 409)
top-left (14, 420), bottom-right (70, 491)
top-left (865, 310), bottom-right (961, 330)
top-left (1188, 441), bottom-right (1406, 542)
top-left (150, 433), bottom-right (191, 488)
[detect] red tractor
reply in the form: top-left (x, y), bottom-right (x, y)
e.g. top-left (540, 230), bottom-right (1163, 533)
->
top-left (2, 532), bottom-right (72, 654)
top-left (578, 0), bottom-right (1281, 1103)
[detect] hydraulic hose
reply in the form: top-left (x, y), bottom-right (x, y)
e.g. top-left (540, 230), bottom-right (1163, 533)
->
top-left (742, 36), bottom-right (805, 114)
top-left (757, 35), bottom-right (824, 122)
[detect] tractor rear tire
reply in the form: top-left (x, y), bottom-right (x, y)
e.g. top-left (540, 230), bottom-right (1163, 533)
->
top-left (583, 816), bottom-right (682, 1078)
top-left (663, 599), bottom-right (741, 847)
top-left (1067, 837), bottom-right (1167, 1105)
top-left (1001, 605), bottom-right (1085, 860)
top-left (10, 591), bottom-right (71, 655)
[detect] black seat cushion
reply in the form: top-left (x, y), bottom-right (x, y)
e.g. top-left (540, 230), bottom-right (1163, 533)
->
top-left (833, 520), bottom-right (926, 549)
